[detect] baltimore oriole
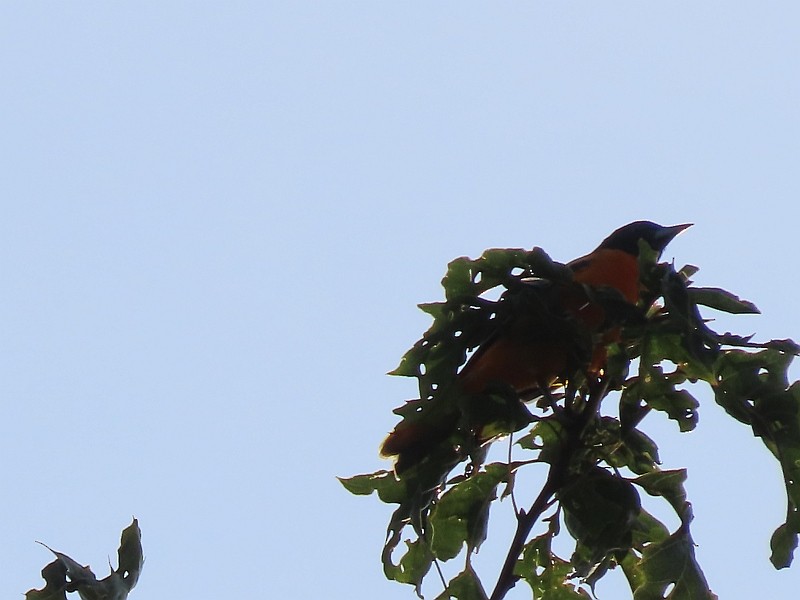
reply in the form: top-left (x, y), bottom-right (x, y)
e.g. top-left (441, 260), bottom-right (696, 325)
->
top-left (381, 221), bottom-right (691, 471)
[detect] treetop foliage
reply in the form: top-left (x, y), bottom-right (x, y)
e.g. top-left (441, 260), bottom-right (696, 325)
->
top-left (342, 242), bottom-right (800, 600)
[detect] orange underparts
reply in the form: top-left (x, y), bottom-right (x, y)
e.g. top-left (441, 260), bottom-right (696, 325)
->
top-left (381, 249), bottom-right (641, 468)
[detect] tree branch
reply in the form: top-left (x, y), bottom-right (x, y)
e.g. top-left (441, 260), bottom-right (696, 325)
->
top-left (488, 450), bottom-right (570, 600)
top-left (488, 378), bottom-right (609, 600)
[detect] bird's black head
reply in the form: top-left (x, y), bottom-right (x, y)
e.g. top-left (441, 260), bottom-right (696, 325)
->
top-left (597, 220), bottom-right (691, 256)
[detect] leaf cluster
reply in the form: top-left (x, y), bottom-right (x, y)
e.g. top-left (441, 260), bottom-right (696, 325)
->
top-left (341, 244), bottom-right (800, 599)
top-left (26, 519), bottom-right (143, 600)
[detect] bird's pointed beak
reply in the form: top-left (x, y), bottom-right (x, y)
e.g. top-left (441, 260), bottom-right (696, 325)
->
top-left (658, 223), bottom-right (693, 245)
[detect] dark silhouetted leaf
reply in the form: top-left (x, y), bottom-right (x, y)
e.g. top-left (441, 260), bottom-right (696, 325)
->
top-left (560, 467), bottom-right (641, 576)
top-left (771, 517), bottom-right (800, 569)
top-left (688, 287), bottom-right (759, 314)
top-left (116, 520), bottom-right (143, 592)
top-left (26, 559), bottom-right (68, 600)
top-left (26, 520), bottom-right (142, 600)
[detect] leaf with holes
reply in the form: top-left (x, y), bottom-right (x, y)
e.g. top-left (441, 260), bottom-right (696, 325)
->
top-left (26, 520), bottom-right (142, 600)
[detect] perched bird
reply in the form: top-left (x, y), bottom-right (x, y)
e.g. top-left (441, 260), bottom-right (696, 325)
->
top-left (381, 221), bottom-right (691, 471)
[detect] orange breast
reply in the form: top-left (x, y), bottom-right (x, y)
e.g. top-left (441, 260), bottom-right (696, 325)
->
top-left (570, 248), bottom-right (640, 303)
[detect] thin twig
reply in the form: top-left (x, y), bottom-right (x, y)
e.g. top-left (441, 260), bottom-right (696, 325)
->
top-left (433, 557), bottom-right (447, 590)
top-left (507, 433), bottom-right (519, 515)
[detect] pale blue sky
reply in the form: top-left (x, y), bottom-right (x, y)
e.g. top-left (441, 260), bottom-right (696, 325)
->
top-left (1, 3), bottom-right (798, 598)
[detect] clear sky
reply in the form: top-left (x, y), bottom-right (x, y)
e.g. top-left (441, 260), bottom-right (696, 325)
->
top-left (1, 3), bottom-right (798, 599)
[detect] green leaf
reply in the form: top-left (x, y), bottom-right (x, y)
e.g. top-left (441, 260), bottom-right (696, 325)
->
top-left (763, 338), bottom-right (800, 354)
top-left (517, 419), bottom-right (565, 465)
top-left (713, 348), bottom-right (792, 426)
top-left (633, 470), bottom-right (691, 525)
top-left (434, 565), bottom-right (489, 600)
top-left (628, 530), bottom-right (717, 599)
top-left (688, 287), bottom-right (759, 314)
top-left (429, 464), bottom-right (507, 560)
top-left (338, 470), bottom-right (408, 504)
top-left (621, 428), bottom-right (661, 475)
top-left (515, 534), bottom-right (590, 599)
top-left (770, 519), bottom-right (800, 569)
top-left (712, 351), bottom-right (800, 568)
top-left (678, 264), bottom-right (700, 280)
top-left (648, 388), bottom-right (699, 433)
top-left (587, 417), bottom-right (660, 475)
top-left (624, 368), bottom-right (700, 433)
top-left (630, 508), bottom-right (671, 549)
top-left (461, 385), bottom-right (534, 442)
top-left (560, 467), bottom-right (641, 576)
top-left (641, 332), bottom-right (715, 384)
top-left (383, 537), bottom-right (434, 594)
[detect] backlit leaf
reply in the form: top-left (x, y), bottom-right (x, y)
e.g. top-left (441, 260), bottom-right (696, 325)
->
top-left (688, 287), bottom-right (759, 314)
